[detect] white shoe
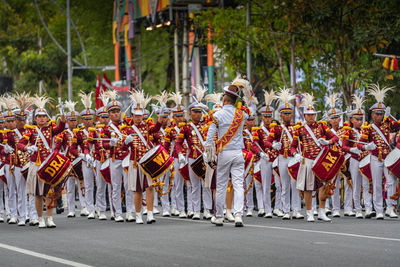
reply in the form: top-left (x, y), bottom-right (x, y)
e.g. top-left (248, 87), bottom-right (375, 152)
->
top-left (18, 220), bottom-right (26, 226)
top-left (282, 213), bottom-right (291, 220)
top-left (187, 211), bottom-right (194, 218)
top-left (192, 211), bottom-right (201, 220)
top-left (211, 216), bottom-right (223, 226)
top-left (136, 213), bottom-right (144, 224)
top-left (313, 210), bottom-right (318, 216)
top-left (126, 212), bottom-right (135, 222)
top-left (306, 210), bottom-right (315, 222)
top-left (142, 206), bottom-right (148, 215)
top-left (162, 211), bottom-right (171, 217)
top-left (376, 212), bottom-right (384, 220)
top-left (67, 212), bottom-right (75, 218)
top-left (46, 217), bottom-right (56, 228)
top-left (332, 211), bottom-right (341, 218)
top-left (325, 208), bottom-right (332, 215)
top-left (234, 215), bottom-right (243, 227)
top-left (292, 211), bottom-right (304, 219)
top-left (179, 211), bottom-right (187, 218)
top-left (8, 217), bottom-right (17, 224)
top-left (264, 212), bottom-right (273, 218)
top-left (110, 211), bottom-right (115, 221)
top-left (38, 217), bottom-right (46, 228)
top-left (30, 219), bottom-right (39, 226)
top-left (87, 212), bottom-right (95, 219)
top-left (386, 207), bottom-right (398, 218)
top-left (0, 216), bottom-right (4, 223)
top-left (318, 208), bottom-right (331, 222)
top-left (257, 208), bottom-right (265, 217)
top-left (355, 211), bottom-right (364, 219)
top-left (365, 208), bottom-right (373, 219)
top-left (246, 210), bottom-right (253, 217)
top-left (171, 208), bottom-right (179, 216)
top-left (153, 207), bottom-right (160, 215)
top-left (203, 209), bottom-right (212, 220)
top-left (344, 210), bottom-right (355, 217)
top-left (273, 209), bottom-right (284, 217)
top-left (98, 212), bottom-right (107, 220)
top-left (225, 209), bottom-right (235, 222)
top-left (80, 207), bottom-right (89, 216)
top-left (147, 211), bottom-right (156, 224)
top-left (114, 215), bottom-right (124, 222)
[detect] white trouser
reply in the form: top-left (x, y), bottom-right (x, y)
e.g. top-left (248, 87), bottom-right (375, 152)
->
top-left (331, 174), bottom-right (341, 212)
top-left (110, 159), bottom-right (128, 217)
top-left (278, 155), bottom-right (291, 213)
top-left (260, 159), bottom-right (273, 213)
top-left (82, 164), bottom-right (95, 213)
top-left (350, 157), bottom-right (372, 212)
top-left (5, 165), bottom-right (26, 220)
top-left (255, 181), bottom-right (263, 210)
top-left (274, 172), bottom-right (282, 210)
top-left (160, 170), bottom-right (171, 211)
top-left (95, 160), bottom-right (107, 212)
top-left (173, 160), bottom-right (185, 212)
top-left (343, 176), bottom-right (354, 212)
top-left (244, 173), bottom-right (254, 211)
top-left (215, 150), bottom-right (244, 218)
top-left (27, 194), bottom-right (38, 220)
top-left (291, 179), bottom-right (301, 212)
top-left (186, 181), bottom-right (193, 212)
top-left (202, 180), bottom-right (213, 211)
top-left (0, 181), bottom-right (5, 216)
top-left (370, 155), bottom-right (396, 213)
top-left (108, 184), bottom-right (112, 212)
top-left (188, 158), bottom-right (202, 212)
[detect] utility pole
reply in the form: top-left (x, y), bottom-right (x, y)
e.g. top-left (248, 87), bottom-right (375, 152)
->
top-left (174, 21), bottom-right (180, 93)
top-left (246, 1), bottom-right (251, 81)
top-left (182, 16), bottom-right (189, 107)
top-left (67, 0), bottom-right (72, 100)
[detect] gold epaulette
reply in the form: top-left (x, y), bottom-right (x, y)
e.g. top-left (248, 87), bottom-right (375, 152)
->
top-left (361, 122), bottom-right (370, 129)
top-left (24, 124), bottom-right (35, 130)
top-left (342, 126), bottom-right (352, 131)
top-left (251, 127), bottom-right (260, 132)
top-left (270, 122), bottom-right (277, 127)
top-left (2, 129), bottom-right (10, 133)
top-left (177, 133), bottom-right (184, 138)
top-left (319, 120), bottom-right (327, 125)
top-left (88, 127), bottom-right (97, 132)
top-left (73, 128), bottom-right (80, 133)
top-left (49, 120), bottom-right (55, 125)
top-left (293, 124), bottom-right (301, 130)
top-left (164, 127), bottom-right (172, 134)
top-left (119, 125), bottom-right (127, 131)
top-left (178, 122), bottom-right (186, 128)
top-left (96, 124), bottom-right (105, 128)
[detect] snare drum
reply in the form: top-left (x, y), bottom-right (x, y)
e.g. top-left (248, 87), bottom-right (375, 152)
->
top-left (359, 154), bottom-right (372, 181)
top-left (100, 159), bottom-right (111, 184)
top-left (312, 147), bottom-right (345, 182)
top-left (385, 148), bottom-right (400, 178)
top-left (139, 145), bottom-right (174, 179)
top-left (287, 158), bottom-right (300, 181)
top-left (71, 158), bottom-right (83, 180)
top-left (190, 155), bottom-right (206, 180)
top-left (37, 151), bottom-right (72, 187)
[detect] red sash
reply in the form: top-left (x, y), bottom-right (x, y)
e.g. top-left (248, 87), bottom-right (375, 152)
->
top-left (216, 108), bottom-right (244, 153)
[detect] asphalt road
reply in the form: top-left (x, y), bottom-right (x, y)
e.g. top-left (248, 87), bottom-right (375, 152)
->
top-left (1, 211), bottom-right (400, 267)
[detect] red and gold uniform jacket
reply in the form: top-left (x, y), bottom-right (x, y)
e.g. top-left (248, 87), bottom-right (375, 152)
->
top-left (17, 121), bottom-right (65, 165)
top-left (175, 121), bottom-right (205, 160)
top-left (54, 128), bottom-right (80, 161)
top-left (252, 124), bottom-right (279, 162)
top-left (265, 123), bottom-right (297, 158)
top-left (88, 124), bottom-right (109, 163)
top-left (358, 117), bottom-right (400, 161)
top-left (164, 122), bottom-right (188, 158)
top-left (290, 121), bottom-right (338, 160)
top-left (342, 126), bottom-right (369, 161)
top-left (328, 125), bottom-right (346, 156)
top-left (3, 127), bottom-right (30, 168)
top-left (103, 121), bottom-right (130, 161)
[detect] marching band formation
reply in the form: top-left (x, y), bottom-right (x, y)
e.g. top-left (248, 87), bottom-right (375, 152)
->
top-left (0, 76), bottom-right (399, 229)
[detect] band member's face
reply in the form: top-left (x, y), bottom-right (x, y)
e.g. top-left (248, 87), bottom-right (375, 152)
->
top-left (16, 118), bottom-right (26, 129)
top-left (0, 121), bottom-right (4, 129)
top-left (304, 114), bottom-right (316, 124)
top-left (35, 115), bottom-right (49, 127)
top-left (261, 115), bottom-right (273, 126)
top-left (108, 109), bottom-right (121, 123)
top-left (173, 115), bottom-right (185, 124)
top-left (82, 118), bottom-right (93, 128)
top-left (245, 119), bottom-right (255, 129)
top-left (133, 114), bottom-right (143, 125)
top-left (329, 117), bottom-right (341, 128)
top-left (160, 116), bottom-right (168, 128)
top-left (98, 117), bottom-right (109, 125)
top-left (190, 110), bottom-right (202, 123)
top-left (350, 117), bottom-right (363, 129)
top-left (5, 119), bottom-right (16, 130)
top-left (280, 112), bottom-right (293, 124)
top-left (371, 112), bottom-right (384, 124)
top-left (67, 119), bottom-right (78, 129)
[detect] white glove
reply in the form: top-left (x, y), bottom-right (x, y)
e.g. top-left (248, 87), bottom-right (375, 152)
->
top-left (4, 144), bottom-right (14, 154)
top-left (272, 142), bottom-right (282, 150)
top-left (124, 135), bottom-right (134, 145)
top-left (294, 153), bottom-right (303, 162)
top-left (178, 154), bottom-right (186, 165)
top-left (317, 138), bottom-right (330, 146)
top-left (109, 137), bottom-right (118, 147)
top-left (364, 142), bottom-right (376, 151)
top-left (259, 152), bottom-right (269, 161)
top-left (350, 147), bottom-right (362, 155)
top-left (85, 154), bottom-right (94, 166)
top-left (26, 145), bottom-right (38, 154)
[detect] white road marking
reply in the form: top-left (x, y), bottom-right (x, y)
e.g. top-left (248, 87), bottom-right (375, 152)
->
top-left (158, 216), bottom-right (400, 243)
top-left (0, 242), bottom-right (93, 267)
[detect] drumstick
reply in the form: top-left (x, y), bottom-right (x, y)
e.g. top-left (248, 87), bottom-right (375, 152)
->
top-left (349, 139), bottom-right (369, 145)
